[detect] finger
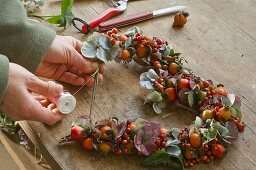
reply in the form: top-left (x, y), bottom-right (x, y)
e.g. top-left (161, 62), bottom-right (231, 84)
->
top-left (34, 95), bottom-right (45, 101)
top-left (67, 50), bottom-right (99, 74)
top-left (29, 98), bottom-right (66, 125)
top-left (40, 99), bottom-right (51, 107)
top-left (47, 103), bottom-right (56, 110)
top-left (68, 36), bottom-right (82, 52)
top-left (58, 72), bottom-right (86, 86)
top-left (27, 77), bottom-right (63, 98)
top-left (83, 74), bottom-right (103, 87)
top-left (100, 64), bottom-right (106, 74)
top-left (68, 66), bottom-right (85, 77)
top-left (52, 108), bottom-right (61, 114)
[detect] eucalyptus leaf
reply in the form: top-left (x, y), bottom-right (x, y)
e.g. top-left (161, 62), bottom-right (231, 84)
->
top-left (194, 116), bottom-right (203, 129)
top-left (153, 102), bottom-right (162, 114)
top-left (166, 145), bottom-right (181, 157)
top-left (144, 91), bottom-right (163, 103)
top-left (166, 138), bottom-right (180, 147)
top-left (213, 121), bottom-right (229, 135)
top-left (146, 69), bottom-right (159, 81)
top-left (203, 128), bottom-right (217, 140)
top-left (168, 128), bottom-right (181, 139)
top-left (232, 96), bottom-right (241, 110)
top-left (222, 96), bottom-right (232, 107)
top-left (230, 107), bottom-right (237, 118)
top-left (140, 81), bottom-right (154, 89)
top-left (125, 26), bottom-right (143, 37)
top-left (235, 108), bottom-right (242, 120)
top-left (224, 121), bottom-right (238, 140)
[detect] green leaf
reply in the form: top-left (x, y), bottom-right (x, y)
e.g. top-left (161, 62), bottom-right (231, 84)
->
top-left (61, 0), bottom-right (74, 14)
top-left (47, 15), bottom-right (63, 24)
top-left (144, 91), bottom-right (163, 103)
top-left (188, 91), bottom-right (194, 108)
top-left (230, 107), bottom-right (237, 118)
top-left (235, 108), bottom-right (242, 120)
top-left (169, 49), bottom-right (175, 56)
top-left (166, 145), bottom-right (181, 157)
top-left (166, 156), bottom-right (184, 170)
top-left (140, 150), bottom-right (170, 168)
top-left (203, 128), bottom-right (217, 141)
top-left (63, 10), bottom-right (74, 26)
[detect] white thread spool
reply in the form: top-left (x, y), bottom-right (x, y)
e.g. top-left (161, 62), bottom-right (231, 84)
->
top-left (49, 92), bottom-right (76, 114)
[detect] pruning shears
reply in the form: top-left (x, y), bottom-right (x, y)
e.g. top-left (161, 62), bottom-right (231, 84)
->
top-left (72, 0), bottom-right (128, 34)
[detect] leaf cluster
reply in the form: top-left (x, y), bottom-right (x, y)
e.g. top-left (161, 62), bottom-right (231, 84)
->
top-left (47, 0), bottom-right (74, 27)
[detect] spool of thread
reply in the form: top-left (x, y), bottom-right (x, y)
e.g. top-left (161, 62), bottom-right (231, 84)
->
top-left (49, 92), bottom-right (76, 114)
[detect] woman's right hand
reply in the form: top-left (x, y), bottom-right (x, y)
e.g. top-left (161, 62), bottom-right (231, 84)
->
top-left (0, 63), bottom-right (66, 125)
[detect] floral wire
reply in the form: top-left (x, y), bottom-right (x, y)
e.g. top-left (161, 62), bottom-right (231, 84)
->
top-left (72, 64), bottom-right (101, 96)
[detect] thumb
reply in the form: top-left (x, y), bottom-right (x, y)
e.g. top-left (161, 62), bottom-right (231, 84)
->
top-left (27, 77), bottom-right (63, 98)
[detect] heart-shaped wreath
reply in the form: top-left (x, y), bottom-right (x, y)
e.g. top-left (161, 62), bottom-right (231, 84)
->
top-left (60, 27), bottom-right (245, 170)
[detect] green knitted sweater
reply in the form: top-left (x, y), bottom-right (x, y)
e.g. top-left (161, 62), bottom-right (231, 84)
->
top-left (0, 0), bottom-right (56, 103)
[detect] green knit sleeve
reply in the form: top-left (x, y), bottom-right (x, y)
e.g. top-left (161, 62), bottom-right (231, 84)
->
top-left (0, 55), bottom-right (9, 104)
top-left (0, 0), bottom-right (56, 73)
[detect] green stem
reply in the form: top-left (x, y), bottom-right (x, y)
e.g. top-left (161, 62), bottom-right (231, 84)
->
top-left (27, 14), bottom-right (55, 19)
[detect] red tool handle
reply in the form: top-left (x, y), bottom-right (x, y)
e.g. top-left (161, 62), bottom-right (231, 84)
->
top-left (99, 11), bottom-right (154, 31)
top-left (82, 8), bottom-right (123, 33)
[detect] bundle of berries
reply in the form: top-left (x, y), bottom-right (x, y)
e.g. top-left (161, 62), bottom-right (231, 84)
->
top-left (102, 28), bottom-right (244, 130)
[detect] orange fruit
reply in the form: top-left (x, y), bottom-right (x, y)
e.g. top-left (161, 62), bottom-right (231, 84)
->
top-left (184, 149), bottom-right (194, 160)
top-left (128, 123), bottom-right (136, 131)
top-left (121, 49), bottom-right (131, 61)
top-left (213, 87), bottom-right (228, 96)
top-left (99, 143), bottom-right (112, 153)
top-left (136, 43), bottom-right (150, 58)
top-left (189, 133), bottom-right (201, 148)
top-left (218, 107), bottom-right (231, 121)
top-left (202, 109), bottom-right (214, 120)
top-left (82, 138), bottom-right (94, 151)
top-left (118, 35), bottom-right (128, 42)
top-left (168, 62), bottom-right (179, 75)
top-left (165, 87), bottom-right (177, 103)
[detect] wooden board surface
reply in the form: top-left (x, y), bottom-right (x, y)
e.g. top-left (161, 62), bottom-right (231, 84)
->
top-left (23, 0), bottom-right (256, 169)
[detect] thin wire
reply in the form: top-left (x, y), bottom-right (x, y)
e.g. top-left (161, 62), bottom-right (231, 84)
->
top-left (72, 76), bottom-right (94, 96)
top-left (72, 65), bottom-right (101, 96)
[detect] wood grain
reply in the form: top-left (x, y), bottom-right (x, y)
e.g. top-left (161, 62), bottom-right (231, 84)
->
top-left (23, 0), bottom-right (256, 169)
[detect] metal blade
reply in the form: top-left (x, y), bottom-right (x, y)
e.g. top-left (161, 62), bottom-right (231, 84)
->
top-left (153, 5), bottom-right (187, 17)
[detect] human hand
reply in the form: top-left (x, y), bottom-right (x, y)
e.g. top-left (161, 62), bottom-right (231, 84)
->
top-left (35, 35), bottom-right (106, 86)
top-left (0, 63), bottom-right (65, 125)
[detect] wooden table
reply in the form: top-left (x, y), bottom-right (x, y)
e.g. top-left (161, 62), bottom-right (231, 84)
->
top-left (19, 0), bottom-right (256, 169)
